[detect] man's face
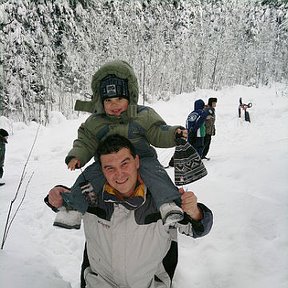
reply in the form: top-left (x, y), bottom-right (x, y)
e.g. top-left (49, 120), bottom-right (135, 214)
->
top-left (100, 147), bottom-right (139, 198)
top-left (103, 97), bottom-right (129, 116)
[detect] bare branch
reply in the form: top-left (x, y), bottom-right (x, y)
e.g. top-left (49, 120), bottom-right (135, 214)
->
top-left (1, 124), bottom-right (40, 250)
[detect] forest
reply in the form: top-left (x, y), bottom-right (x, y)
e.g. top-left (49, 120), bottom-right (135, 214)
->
top-left (0, 0), bottom-right (287, 123)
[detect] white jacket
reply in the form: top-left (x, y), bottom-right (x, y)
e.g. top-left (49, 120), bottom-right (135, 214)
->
top-left (82, 187), bottom-right (213, 288)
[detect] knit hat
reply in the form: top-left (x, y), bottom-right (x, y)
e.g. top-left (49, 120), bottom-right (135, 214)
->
top-left (174, 138), bottom-right (207, 185)
top-left (208, 98), bottom-right (217, 106)
top-left (100, 75), bottom-right (129, 102)
top-left (0, 129), bottom-right (8, 137)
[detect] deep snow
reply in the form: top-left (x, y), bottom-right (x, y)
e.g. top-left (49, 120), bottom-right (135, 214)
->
top-left (0, 84), bottom-right (287, 288)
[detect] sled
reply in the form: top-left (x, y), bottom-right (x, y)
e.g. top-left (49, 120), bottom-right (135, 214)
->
top-left (239, 97), bottom-right (252, 123)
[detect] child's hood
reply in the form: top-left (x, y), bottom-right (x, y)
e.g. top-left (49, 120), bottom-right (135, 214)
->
top-left (74, 60), bottom-right (139, 117)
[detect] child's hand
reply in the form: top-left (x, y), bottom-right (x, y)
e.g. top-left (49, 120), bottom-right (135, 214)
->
top-left (175, 127), bottom-right (188, 139)
top-left (68, 158), bottom-right (81, 170)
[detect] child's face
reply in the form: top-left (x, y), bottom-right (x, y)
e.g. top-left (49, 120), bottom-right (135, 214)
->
top-left (103, 97), bottom-right (129, 116)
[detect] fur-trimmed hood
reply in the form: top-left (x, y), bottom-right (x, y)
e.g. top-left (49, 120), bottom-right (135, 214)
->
top-left (75, 60), bottom-right (139, 117)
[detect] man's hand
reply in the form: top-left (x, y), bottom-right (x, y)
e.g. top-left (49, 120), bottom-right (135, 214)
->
top-left (179, 188), bottom-right (203, 221)
top-left (68, 158), bottom-right (81, 170)
top-left (48, 186), bottom-right (69, 208)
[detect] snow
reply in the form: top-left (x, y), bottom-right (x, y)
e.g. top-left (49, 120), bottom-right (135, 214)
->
top-left (0, 84), bottom-right (287, 288)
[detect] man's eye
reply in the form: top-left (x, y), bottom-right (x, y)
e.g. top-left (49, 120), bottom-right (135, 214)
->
top-left (122, 162), bottom-right (128, 168)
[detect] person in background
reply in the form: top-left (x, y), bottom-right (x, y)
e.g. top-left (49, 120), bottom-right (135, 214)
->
top-left (54, 60), bottom-right (188, 229)
top-left (202, 98), bottom-right (217, 160)
top-left (0, 128), bottom-right (9, 186)
top-left (186, 99), bottom-right (210, 158)
top-left (46, 134), bottom-right (213, 288)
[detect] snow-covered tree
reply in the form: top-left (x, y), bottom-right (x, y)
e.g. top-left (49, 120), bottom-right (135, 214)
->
top-left (0, 0), bottom-right (287, 122)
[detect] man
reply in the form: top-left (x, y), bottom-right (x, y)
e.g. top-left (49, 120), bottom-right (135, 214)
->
top-left (202, 98), bottom-right (217, 160)
top-left (46, 134), bottom-right (213, 288)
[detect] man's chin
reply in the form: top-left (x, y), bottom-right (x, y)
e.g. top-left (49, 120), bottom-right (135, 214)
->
top-left (115, 186), bottom-right (133, 198)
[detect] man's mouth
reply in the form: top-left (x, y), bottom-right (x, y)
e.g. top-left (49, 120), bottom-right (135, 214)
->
top-left (116, 178), bottom-right (128, 184)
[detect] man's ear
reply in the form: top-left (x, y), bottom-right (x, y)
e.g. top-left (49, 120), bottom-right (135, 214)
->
top-left (135, 155), bottom-right (140, 169)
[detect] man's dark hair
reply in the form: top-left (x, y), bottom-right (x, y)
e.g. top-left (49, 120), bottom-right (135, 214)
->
top-left (208, 98), bottom-right (217, 106)
top-left (97, 134), bottom-right (137, 162)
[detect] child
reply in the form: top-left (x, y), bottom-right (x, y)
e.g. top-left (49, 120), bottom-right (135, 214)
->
top-left (0, 128), bottom-right (9, 186)
top-left (55, 60), bottom-right (187, 228)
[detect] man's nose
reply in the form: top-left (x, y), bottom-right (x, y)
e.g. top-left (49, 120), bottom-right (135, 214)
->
top-left (114, 168), bottom-right (124, 178)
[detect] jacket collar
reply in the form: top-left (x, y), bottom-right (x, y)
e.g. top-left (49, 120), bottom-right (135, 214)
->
top-left (102, 175), bottom-right (146, 210)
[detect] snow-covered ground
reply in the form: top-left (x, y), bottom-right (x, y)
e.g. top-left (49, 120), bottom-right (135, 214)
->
top-left (0, 84), bottom-right (287, 288)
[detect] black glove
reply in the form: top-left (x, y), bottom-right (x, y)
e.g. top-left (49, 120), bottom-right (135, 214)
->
top-left (175, 126), bottom-right (186, 139)
top-left (80, 181), bottom-right (97, 207)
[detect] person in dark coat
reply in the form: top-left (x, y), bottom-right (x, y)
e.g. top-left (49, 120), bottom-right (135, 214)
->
top-left (186, 99), bottom-right (210, 158)
top-left (202, 98), bottom-right (217, 160)
top-left (168, 99), bottom-right (211, 167)
top-left (0, 128), bottom-right (9, 185)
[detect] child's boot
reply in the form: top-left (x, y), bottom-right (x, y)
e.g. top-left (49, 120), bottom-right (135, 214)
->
top-left (53, 207), bottom-right (82, 229)
top-left (159, 202), bottom-right (184, 226)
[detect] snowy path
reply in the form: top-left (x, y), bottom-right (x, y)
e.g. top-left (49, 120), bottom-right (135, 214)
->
top-left (0, 85), bottom-right (287, 288)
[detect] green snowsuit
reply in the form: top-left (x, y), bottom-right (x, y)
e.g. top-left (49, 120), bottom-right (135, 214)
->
top-left (63, 60), bottom-right (181, 212)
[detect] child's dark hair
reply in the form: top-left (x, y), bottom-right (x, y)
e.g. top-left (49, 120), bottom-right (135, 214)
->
top-left (97, 134), bottom-right (137, 161)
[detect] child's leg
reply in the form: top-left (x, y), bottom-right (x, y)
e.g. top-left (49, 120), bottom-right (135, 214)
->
top-left (61, 159), bottom-right (105, 213)
top-left (54, 159), bottom-right (106, 229)
top-left (139, 157), bottom-right (181, 208)
top-left (140, 157), bottom-right (183, 225)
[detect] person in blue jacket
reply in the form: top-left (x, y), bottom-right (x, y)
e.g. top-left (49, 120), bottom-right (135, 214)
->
top-left (186, 99), bottom-right (210, 157)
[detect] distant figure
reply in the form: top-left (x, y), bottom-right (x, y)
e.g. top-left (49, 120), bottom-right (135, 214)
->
top-left (186, 99), bottom-right (210, 158)
top-left (238, 97), bottom-right (252, 122)
top-left (0, 128), bottom-right (9, 186)
top-left (202, 98), bottom-right (217, 160)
